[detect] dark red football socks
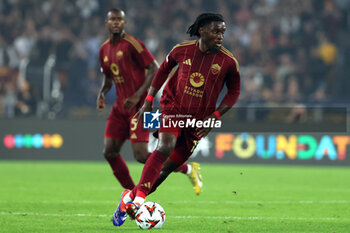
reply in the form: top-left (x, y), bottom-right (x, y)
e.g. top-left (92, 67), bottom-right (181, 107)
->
top-left (107, 154), bottom-right (135, 190)
top-left (136, 150), bottom-right (167, 196)
top-left (175, 163), bottom-right (188, 174)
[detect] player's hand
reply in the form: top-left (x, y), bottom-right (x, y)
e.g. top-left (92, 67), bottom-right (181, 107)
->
top-left (134, 100), bottom-right (153, 124)
top-left (195, 114), bottom-right (217, 138)
top-left (97, 95), bottom-right (106, 112)
top-left (123, 95), bottom-right (141, 111)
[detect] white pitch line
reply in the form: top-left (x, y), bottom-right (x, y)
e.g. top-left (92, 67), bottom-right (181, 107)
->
top-left (0, 211), bottom-right (108, 217)
top-left (170, 216), bottom-right (348, 221)
top-left (2, 187), bottom-right (350, 194)
top-left (0, 211), bottom-right (348, 222)
top-left (168, 200), bottom-right (350, 205)
top-left (0, 200), bottom-right (348, 205)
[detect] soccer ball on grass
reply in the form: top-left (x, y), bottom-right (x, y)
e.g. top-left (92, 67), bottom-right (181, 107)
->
top-left (135, 202), bottom-right (166, 229)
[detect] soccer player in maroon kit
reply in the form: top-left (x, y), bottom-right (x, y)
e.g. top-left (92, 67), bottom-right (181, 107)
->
top-left (98, 9), bottom-right (203, 211)
top-left (112, 12), bottom-right (240, 226)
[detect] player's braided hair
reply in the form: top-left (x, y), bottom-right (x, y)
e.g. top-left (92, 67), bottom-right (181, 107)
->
top-left (187, 13), bottom-right (224, 37)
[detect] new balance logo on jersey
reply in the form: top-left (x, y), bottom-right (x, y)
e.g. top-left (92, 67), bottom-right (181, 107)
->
top-left (143, 110), bottom-right (161, 129)
top-left (183, 59), bottom-right (192, 66)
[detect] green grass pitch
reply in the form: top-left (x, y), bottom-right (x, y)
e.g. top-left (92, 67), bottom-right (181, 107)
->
top-left (0, 161), bottom-right (349, 232)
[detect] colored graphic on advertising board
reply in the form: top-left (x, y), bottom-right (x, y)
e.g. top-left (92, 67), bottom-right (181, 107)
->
top-left (3, 134), bottom-right (63, 149)
top-left (215, 133), bottom-right (349, 161)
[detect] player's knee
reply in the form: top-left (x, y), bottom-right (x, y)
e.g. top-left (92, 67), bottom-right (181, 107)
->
top-left (133, 150), bottom-right (149, 163)
top-left (156, 144), bottom-right (174, 157)
top-left (155, 133), bottom-right (177, 156)
top-left (157, 138), bottom-right (176, 157)
top-left (103, 148), bottom-right (119, 160)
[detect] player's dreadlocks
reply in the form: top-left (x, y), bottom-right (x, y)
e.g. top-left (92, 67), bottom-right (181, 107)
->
top-left (187, 13), bottom-right (224, 37)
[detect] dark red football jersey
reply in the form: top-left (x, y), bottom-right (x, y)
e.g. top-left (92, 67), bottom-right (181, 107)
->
top-left (152, 40), bottom-right (240, 119)
top-left (99, 33), bottom-right (155, 103)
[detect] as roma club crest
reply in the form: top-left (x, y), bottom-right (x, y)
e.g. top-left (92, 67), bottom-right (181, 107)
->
top-left (211, 64), bottom-right (221, 75)
top-left (116, 50), bottom-right (123, 59)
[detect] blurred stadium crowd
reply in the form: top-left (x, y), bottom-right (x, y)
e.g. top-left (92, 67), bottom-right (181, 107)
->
top-left (0, 0), bottom-right (349, 118)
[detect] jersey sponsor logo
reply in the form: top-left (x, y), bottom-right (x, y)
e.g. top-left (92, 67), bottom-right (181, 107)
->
top-left (184, 85), bottom-right (203, 98)
top-left (113, 76), bottom-right (124, 83)
top-left (103, 56), bottom-right (108, 62)
top-left (211, 64), bottom-right (221, 75)
top-left (189, 72), bottom-right (205, 88)
top-left (116, 50), bottom-right (123, 59)
top-left (143, 110), bottom-right (161, 129)
top-left (110, 63), bottom-right (119, 75)
top-left (110, 63), bottom-right (124, 83)
top-left (183, 59), bottom-right (192, 66)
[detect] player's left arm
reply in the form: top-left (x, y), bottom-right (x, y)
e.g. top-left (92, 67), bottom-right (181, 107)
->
top-left (213, 64), bottom-right (241, 116)
top-left (196, 61), bottom-right (241, 138)
top-left (123, 60), bottom-right (159, 110)
top-left (123, 39), bottom-right (160, 110)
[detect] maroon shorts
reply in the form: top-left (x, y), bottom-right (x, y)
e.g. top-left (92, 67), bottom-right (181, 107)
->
top-left (168, 128), bottom-right (201, 165)
top-left (105, 104), bottom-right (149, 143)
top-left (158, 113), bottom-right (201, 165)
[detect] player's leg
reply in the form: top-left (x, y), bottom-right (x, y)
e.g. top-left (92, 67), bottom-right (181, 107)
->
top-left (187, 161), bottom-right (202, 195)
top-left (131, 141), bottom-right (190, 174)
top-left (151, 130), bottom-right (191, 175)
top-left (116, 119), bottom-right (180, 222)
top-left (114, 131), bottom-right (178, 222)
top-left (115, 132), bottom-right (177, 222)
top-left (124, 132), bottom-right (177, 212)
top-left (111, 109), bottom-right (139, 226)
top-left (174, 163), bottom-right (189, 173)
top-left (149, 157), bottom-right (180, 195)
top-left (129, 115), bottom-right (150, 163)
top-left (105, 107), bottom-right (135, 190)
top-left (150, 133), bottom-right (202, 195)
top-left (148, 133), bottom-right (189, 194)
top-left (131, 142), bottom-right (149, 163)
top-left (104, 137), bottom-right (135, 190)
top-left (181, 132), bottom-right (203, 195)
top-left (130, 141), bottom-right (201, 194)
top-left (134, 132), bottom-right (177, 198)
top-left (150, 160), bottom-right (202, 195)
top-left (172, 161), bottom-right (201, 187)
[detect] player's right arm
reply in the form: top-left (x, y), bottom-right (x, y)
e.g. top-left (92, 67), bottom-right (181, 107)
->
top-left (97, 74), bottom-right (113, 111)
top-left (97, 45), bottom-right (113, 111)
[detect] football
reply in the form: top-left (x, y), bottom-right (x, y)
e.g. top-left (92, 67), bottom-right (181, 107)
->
top-left (135, 202), bottom-right (166, 229)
